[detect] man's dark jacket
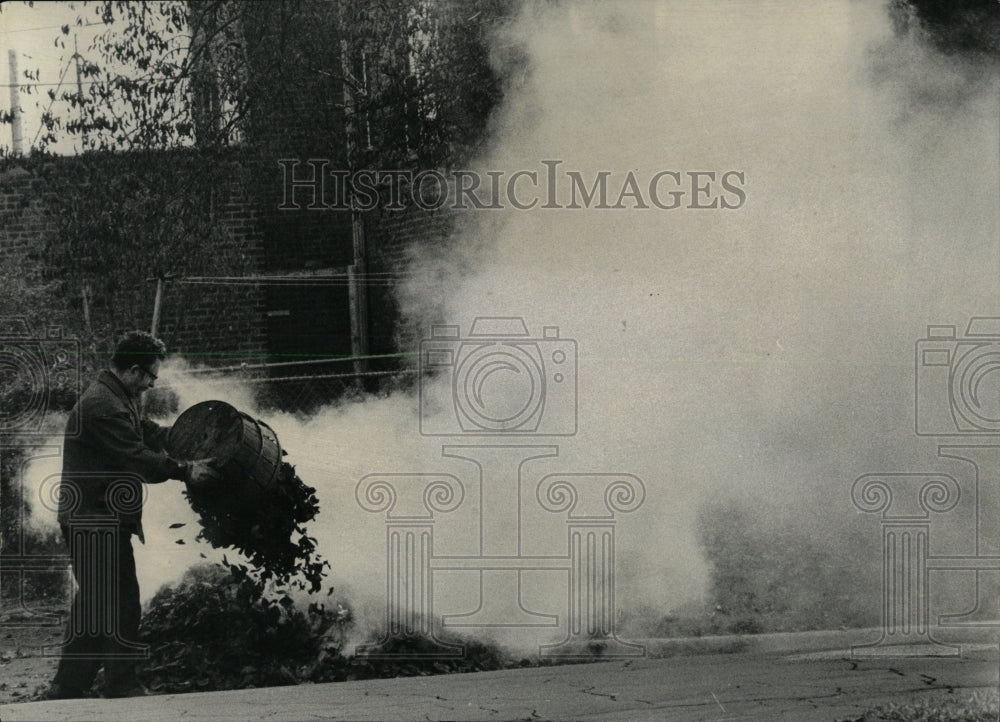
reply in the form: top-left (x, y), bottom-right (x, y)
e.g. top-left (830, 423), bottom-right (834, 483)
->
top-left (58, 370), bottom-right (185, 535)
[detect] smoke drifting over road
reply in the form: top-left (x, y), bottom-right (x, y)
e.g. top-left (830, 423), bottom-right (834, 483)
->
top-left (397, 0), bottom-right (999, 630)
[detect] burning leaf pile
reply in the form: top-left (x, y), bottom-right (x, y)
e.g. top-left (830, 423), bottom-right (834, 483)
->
top-left (138, 564), bottom-right (348, 692)
top-left (183, 461), bottom-right (328, 592)
top-left (138, 564), bottom-right (520, 694)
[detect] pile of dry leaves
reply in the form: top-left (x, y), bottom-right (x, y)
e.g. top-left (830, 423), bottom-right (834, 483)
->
top-left (137, 564), bottom-right (519, 693)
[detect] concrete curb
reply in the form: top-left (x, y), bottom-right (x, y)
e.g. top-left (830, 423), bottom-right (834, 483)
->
top-left (564, 621), bottom-right (1000, 659)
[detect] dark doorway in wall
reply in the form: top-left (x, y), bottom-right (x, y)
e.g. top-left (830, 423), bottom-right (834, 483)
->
top-left (263, 280), bottom-right (353, 411)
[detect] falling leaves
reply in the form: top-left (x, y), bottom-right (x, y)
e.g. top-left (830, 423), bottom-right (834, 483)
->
top-left (183, 461), bottom-right (328, 593)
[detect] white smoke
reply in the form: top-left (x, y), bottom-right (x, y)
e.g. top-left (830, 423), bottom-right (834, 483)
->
top-left (398, 0), bottom-right (999, 625)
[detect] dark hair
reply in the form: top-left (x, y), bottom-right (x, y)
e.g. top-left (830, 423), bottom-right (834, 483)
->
top-left (111, 331), bottom-right (167, 372)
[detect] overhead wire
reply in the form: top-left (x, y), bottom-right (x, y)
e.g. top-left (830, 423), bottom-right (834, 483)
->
top-left (177, 272), bottom-right (420, 287)
top-left (0, 21), bottom-right (103, 34)
top-left (30, 52), bottom-right (75, 148)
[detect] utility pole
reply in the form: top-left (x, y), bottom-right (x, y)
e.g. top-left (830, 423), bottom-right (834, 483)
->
top-left (8, 50), bottom-right (24, 155)
top-left (73, 35), bottom-right (87, 148)
top-left (339, 19), bottom-right (370, 380)
top-left (147, 273), bottom-right (176, 337)
top-left (81, 280), bottom-right (93, 337)
top-left (348, 214), bottom-right (370, 376)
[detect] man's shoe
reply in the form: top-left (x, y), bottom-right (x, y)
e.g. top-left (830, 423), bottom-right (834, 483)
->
top-left (103, 684), bottom-right (152, 698)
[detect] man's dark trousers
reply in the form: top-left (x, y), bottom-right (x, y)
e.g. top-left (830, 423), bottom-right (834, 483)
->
top-left (52, 523), bottom-right (145, 695)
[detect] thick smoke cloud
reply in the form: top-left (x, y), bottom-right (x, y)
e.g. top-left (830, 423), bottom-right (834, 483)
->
top-left (399, 0), bottom-right (999, 626)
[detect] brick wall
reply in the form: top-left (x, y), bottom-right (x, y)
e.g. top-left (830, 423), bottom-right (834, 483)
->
top-left (0, 156), bottom-right (459, 398)
top-left (0, 158), bottom-right (269, 370)
top-left (158, 167), bottom-right (269, 367)
top-left (362, 201), bottom-right (456, 363)
top-left (0, 167), bottom-right (54, 283)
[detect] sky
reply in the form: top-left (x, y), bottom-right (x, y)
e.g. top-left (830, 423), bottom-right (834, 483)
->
top-left (1, 1), bottom-right (113, 155)
top-left (13, 0), bottom-right (1000, 650)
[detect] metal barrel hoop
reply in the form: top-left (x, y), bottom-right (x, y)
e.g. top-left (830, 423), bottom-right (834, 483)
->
top-left (250, 414), bottom-right (282, 488)
top-left (167, 400), bottom-right (284, 496)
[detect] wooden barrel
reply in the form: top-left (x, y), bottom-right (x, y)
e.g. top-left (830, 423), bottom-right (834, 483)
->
top-left (166, 400), bottom-right (282, 494)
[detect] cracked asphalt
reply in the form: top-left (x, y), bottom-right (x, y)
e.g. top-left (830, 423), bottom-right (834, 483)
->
top-left (2, 646), bottom-right (997, 721)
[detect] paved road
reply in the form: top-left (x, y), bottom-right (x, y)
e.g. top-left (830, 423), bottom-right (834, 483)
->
top-left (2, 646), bottom-right (996, 721)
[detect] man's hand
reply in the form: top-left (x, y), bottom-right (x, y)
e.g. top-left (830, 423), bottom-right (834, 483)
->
top-left (185, 458), bottom-right (221, 488)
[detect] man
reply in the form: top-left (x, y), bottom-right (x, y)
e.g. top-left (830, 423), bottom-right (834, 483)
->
top-left (45, 331), bottom-right (219, 699)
